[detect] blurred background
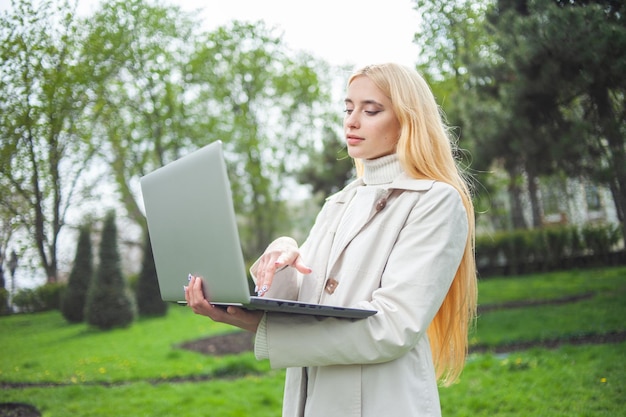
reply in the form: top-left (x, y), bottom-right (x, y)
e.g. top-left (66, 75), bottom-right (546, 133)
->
top-left (1, 0), bottom-right (623, 306)
top-left (0, 1), bottom-right (624, 416)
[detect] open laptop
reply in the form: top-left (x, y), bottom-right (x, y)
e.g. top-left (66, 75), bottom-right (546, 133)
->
top-left (140, 141), bottom-right (376, 319)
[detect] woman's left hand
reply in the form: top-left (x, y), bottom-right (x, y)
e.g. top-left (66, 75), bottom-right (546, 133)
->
top-left (185, 275), bottom-right (264, 333)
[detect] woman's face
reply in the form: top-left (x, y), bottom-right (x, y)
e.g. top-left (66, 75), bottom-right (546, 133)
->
top-left (343, 75), bottom-right (401, 160)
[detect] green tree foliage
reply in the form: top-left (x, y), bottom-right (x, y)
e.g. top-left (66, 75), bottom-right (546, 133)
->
top-left (85, 2), bottom-right (333, 259)
top-left (12, 282), bottom-right (64, 312)
top-left (480, 0), bottom-right (626, 237)
top-left (415, 0), bottom-right (626, 239)
top-left (135, 233), bottom-right (167, 317)
top-left (85, 211), bottom-right (135, 330)
top-left (0, 0), bottom-right (99, 282)
top-left (188, 21), bottom-right (332, 258)
top-left (60, 224), bottom-right (93, 323)
top-left (0, 0), bottom-right (337, 283)
top-left (411, 0), bottom-right (514, 227)
top-left (296, 127), bottom-right (354, 203)
top-left (84, 0), bottom-right (202, 232)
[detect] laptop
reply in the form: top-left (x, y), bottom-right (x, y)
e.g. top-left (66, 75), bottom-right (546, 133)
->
top-left (140, 141), bottom-right (376, 319)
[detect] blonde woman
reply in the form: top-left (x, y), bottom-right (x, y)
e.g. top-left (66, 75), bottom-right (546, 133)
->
top-left (186, 62), bottom-right (477, 417)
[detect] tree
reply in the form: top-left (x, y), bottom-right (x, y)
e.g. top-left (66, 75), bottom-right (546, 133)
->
top-left (0, 0), bottom-right (99, 282)
top-left (85, 211), bottom-right (135, 330)
top-left (0, 247), bottom-right (8, 315)
top-left (411, 0), bottom-right (519, 228)
top-left (85, 2), bottom-right (334, 262)
top-left (478, 0), bottom-right (626, 237)
top-left (540, 1), bottom-right (626, 242)
top-left (416, 0), bottom-right (626, 237)
top-left (414, 0), bottom-right (493, 87)
top-left (1, 0), bottom-right (337, 283)
top-left (296, 127), bottom-right (354, 203)
top-left (135, 233), bottom-right (167, 317)
top-left (84, 0), bottom-right (202, 234)
top-left (60, 224), bottom-right (93, 323)
top-left (187, 21), bottom-right (333, 258)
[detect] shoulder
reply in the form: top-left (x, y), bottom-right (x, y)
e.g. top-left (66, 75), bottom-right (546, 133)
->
top-left (391, 177), bottom-right (466, 223)
top-left (392, 174), bottom-right (461, 202)
top-left (324, 178), bottom-right (363, 204)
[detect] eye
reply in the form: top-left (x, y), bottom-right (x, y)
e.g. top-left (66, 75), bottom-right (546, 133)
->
top-left (343, 108), bottom-right (354, 115)
top-left (365, 110), bottom-right (381, 116)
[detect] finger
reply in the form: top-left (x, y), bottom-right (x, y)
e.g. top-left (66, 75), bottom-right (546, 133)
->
top-left (293, 255), bottom-right (312, 274)
top-left (188, 276), bottom-right (208, 307)
top-left (255, 254), bottom-right (279, 296)
top-left (224, 306), bottom-right (264, 332)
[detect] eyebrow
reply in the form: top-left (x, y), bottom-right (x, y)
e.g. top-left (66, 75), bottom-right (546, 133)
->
top-left (344, 98), bottom-right (385, 108)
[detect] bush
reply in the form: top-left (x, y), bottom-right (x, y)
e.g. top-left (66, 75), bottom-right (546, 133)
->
top-left (13, 283), bottom-right (65, 313)
top-left (61, 224), bottom-right (94, 323)
top-left (85, 210), bottom-right (135, 330)
top-left (476, 222), bottom-right (624, 277)
top-left (581, 223), bottom-right (621, 257)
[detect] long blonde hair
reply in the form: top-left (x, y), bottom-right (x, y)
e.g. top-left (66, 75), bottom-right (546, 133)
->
top-left (349, 63), bottom-right (477, 385)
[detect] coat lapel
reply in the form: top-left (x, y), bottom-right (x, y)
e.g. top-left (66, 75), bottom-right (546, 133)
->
top-left (326, 187), bottom-right (394, 275)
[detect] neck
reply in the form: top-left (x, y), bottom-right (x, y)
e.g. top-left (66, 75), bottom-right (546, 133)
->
top-left (362, 154), bottom-right (403, 185)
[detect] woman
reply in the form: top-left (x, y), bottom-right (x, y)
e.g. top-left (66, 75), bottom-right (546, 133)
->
top-left (186, 63), bottom-right (477, 417)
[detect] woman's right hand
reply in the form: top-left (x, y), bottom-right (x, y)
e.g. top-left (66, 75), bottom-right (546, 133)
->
top-left (253, 236), bottom-right (312, 297)
top-left (185, 275), bottom-right (263, 332)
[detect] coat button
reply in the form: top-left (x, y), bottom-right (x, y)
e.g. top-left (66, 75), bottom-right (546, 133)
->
top-left (325, 278), bottom-right (338, 294)
top-left (375, 198), bottom-right (387, 212)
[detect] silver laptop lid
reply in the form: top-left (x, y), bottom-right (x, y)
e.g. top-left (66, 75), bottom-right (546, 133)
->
top-left (140, 141), bottom-right (251, 303)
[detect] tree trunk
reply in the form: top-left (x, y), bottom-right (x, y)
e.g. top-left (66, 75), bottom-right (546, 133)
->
top-left (592, 86), bottom-right (626, 251)
top-left (526, 169), bottom-right (543, 228)
top-left (506, 164), bottom-right (528, 230)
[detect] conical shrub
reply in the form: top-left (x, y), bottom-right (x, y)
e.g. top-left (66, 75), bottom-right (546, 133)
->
top-left (61, 224), bottom-right (93, 323)
top-left (136, 232), bottom-right (168, 317)
top-left (85, 210), bottom-right (135, 330)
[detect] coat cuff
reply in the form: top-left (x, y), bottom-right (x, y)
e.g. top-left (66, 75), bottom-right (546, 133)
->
top-left (254, 313), bottom-right (270, 360)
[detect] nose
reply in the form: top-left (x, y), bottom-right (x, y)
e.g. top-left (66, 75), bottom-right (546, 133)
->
top-left (344, 111), bottom-right (360, 129)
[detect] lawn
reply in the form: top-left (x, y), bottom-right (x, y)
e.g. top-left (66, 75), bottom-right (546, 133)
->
top-left (1, 266), bottom-right (624, 416)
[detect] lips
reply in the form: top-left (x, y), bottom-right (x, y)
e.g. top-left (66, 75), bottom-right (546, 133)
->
top-left (346, 134), bottom-right (364, 146)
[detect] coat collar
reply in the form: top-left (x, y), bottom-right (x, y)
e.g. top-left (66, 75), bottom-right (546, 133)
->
top-left (321, 174), bottom-right (436, 277)
top-left (327, 174), bottom-right (436, 204)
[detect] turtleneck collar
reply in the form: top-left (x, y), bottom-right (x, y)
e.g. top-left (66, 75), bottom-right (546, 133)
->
top-left (362, 153), bottom-right (403, 186)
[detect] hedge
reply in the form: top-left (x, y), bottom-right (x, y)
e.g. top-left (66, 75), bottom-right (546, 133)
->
top-left (476, 222), bottom-right (624, 277)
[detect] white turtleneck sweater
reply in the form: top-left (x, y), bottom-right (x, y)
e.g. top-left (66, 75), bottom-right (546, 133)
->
top-left (330, 154), bottom-right (404, 261)
top-left (361, 153), bottom-right (404, 186)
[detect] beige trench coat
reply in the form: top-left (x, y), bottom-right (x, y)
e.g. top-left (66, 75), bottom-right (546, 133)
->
top-left (252, 174), bottom-right (468, 417)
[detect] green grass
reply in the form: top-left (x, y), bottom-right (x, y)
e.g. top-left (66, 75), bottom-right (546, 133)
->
top-left (477, 266), bottom-right (625, 304)
top-left (0, 306), bottom-right (269, 384)
top-left (1, 266), bottom-right (625, 417)
top-left (0, 374), bottom-right (287, 417)
top-left (472, 266), bottom-right (626, 347)
top-left (441, 343), bottom-right (625, 417)
top-left (473, 286), bottom-right (626, 347)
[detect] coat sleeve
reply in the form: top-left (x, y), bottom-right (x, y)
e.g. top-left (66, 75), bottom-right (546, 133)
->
top-left (255, 182), bottom-right (469, 368)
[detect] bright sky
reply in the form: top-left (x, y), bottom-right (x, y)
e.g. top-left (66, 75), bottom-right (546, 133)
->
top-left (76, 0), bottom-right (423, 68)
top-left (1, 0), bottom-right (422, 67)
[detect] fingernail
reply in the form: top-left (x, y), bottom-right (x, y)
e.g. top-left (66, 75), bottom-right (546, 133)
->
top-left (254, 285), bottom-right (259, 293)
top-left (183, 285), bottom-right (188, 292)
top-left (188, 273), bottom-right (193, 281)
